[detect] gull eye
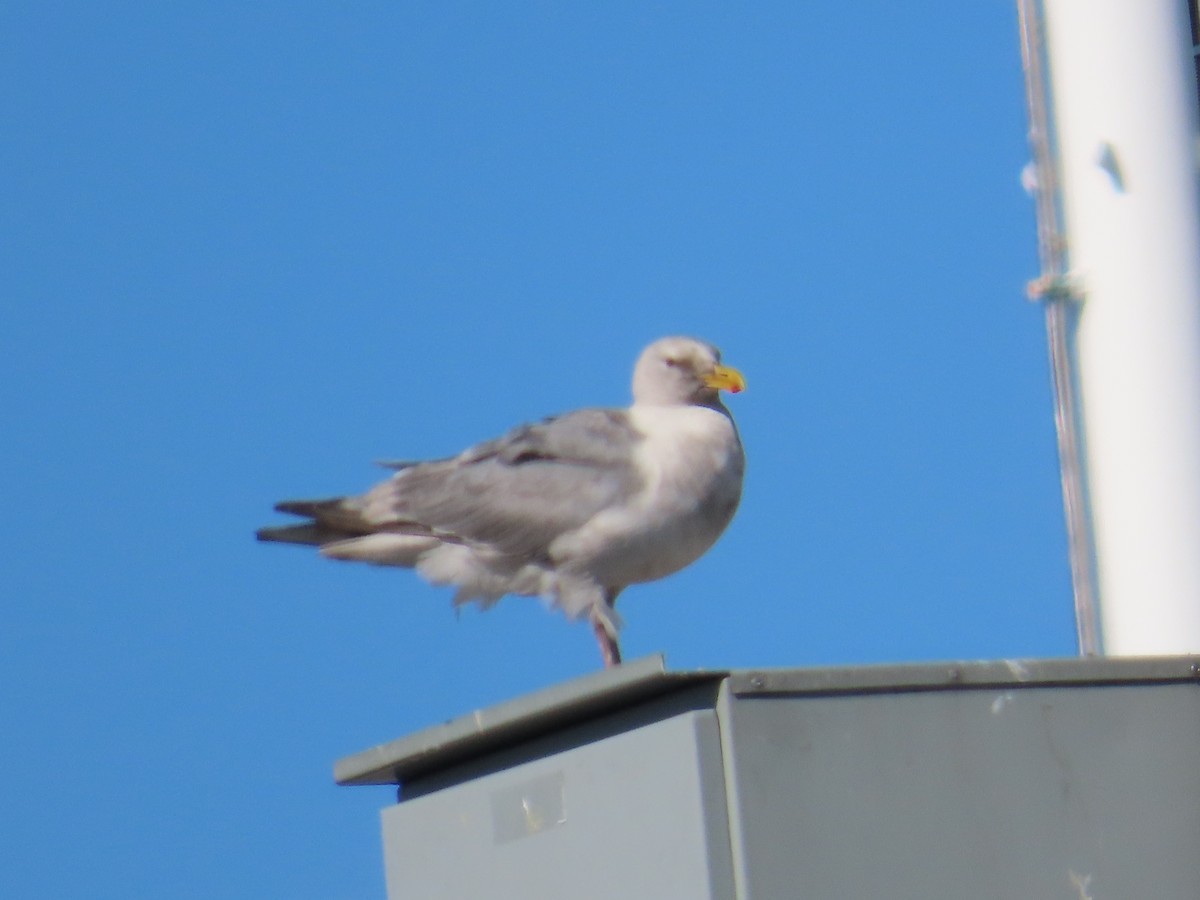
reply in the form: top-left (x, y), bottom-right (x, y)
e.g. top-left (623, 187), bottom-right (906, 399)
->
top-left (663, 357), bottom-right (684, 368)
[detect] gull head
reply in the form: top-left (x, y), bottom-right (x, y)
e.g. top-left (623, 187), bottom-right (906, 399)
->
top-left (632, 336), bottom-right (746, 407)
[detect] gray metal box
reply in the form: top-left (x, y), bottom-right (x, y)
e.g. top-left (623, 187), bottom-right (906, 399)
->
top-left (337, 656), bottom-right (1200, 899)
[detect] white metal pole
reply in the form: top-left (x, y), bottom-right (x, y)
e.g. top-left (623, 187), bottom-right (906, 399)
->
top-left (1040, 0), bottom-right (1200, 653)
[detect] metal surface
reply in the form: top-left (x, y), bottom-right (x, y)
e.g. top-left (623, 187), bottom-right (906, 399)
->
top-left (335, 654), bottom-right (724, 785)
top-left (379, 709), bottom-right (736, 900)
top-left (342, 657), bottom-right (1200, 899)
top-left (719, 678), bottom-right (1200, 900)
top-left (726, 654), bottom-right (1200, 695)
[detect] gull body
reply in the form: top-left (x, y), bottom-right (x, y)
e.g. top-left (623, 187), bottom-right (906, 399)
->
top-left (257, 336), bottom-right (746, 667)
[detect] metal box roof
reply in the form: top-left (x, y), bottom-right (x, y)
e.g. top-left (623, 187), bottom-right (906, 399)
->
top-left (339, 655), bottom-right (1200, 899)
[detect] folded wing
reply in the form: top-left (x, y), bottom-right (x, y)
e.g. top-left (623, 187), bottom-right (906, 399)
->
top-left (258, 408), bottom-right (646, 564)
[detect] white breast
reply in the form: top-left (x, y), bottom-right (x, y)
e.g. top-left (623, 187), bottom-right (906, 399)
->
top-left (551, 403), bottom-right (744, 586)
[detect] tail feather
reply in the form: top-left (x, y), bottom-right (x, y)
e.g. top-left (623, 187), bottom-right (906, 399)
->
top-left (270, 495), bottom-right (375, 535)
top-left (256, 523), bottom-right (351, 546)
top-left (274, 497), bottom-right (341, 517)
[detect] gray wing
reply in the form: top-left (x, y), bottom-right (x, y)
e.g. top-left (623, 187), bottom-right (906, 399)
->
top-left (356, 407), bottom-right (645, 558)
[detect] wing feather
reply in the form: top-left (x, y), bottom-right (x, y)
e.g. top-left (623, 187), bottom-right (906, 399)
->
top-left (361, 408), bottom-right (644, 557)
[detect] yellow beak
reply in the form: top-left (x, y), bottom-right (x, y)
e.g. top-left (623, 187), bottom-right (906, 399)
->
top-left (703, 363), bottom-right (746, 394)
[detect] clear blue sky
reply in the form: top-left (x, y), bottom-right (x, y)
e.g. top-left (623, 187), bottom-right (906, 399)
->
top-left (1, 2), bottom-right (1073, 897)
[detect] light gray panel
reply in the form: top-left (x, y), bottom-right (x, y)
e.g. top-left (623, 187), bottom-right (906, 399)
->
top-left (722, 682), bottom-right (1200, 900)
top-left (380, 709), bottom-right (735, 900)
top-left (338, 654), bottom-right (727, 786)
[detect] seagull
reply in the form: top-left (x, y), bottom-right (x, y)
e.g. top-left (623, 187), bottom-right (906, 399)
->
top-left (256, 336), bottom-right (745, 667)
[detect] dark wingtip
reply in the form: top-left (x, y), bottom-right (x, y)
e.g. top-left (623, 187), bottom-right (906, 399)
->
top-left (273, 497), bottom-right (340, 518)
top-left (374, 458), bottom-right (420, 471)
top-left (256, 523), bottom-right (334, 546)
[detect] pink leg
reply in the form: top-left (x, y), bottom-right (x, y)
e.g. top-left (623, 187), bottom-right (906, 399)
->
top-left (592, 617), bottom-right (622, 668)
top-left (591, 588), bottom-right (622, 668)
